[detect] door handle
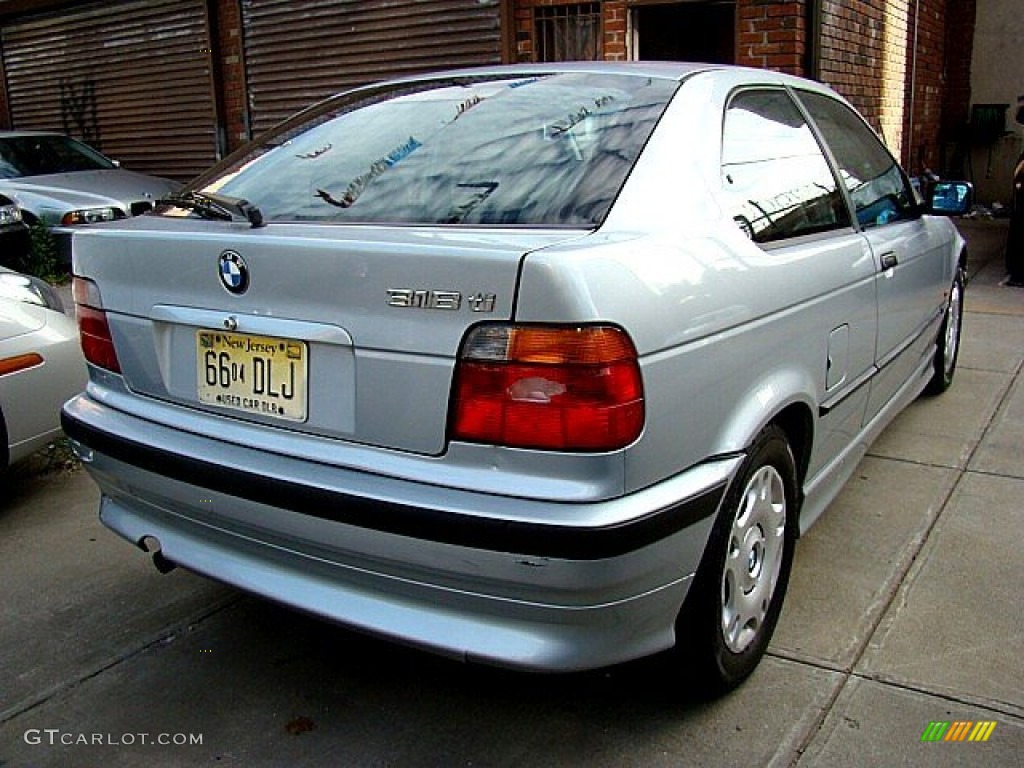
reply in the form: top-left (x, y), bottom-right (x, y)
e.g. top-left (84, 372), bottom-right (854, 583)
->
top-left (880, 252), bottom-right (898, 270)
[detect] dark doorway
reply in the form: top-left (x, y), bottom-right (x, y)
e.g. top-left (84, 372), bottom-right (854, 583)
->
top-left (632, 1), bottom-right (736, 63)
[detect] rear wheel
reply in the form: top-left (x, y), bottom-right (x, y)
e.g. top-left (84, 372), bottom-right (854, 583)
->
top-left (672, 424), bottom-right (797, 694)
top-left (925, 268), bottom-right (965, 395)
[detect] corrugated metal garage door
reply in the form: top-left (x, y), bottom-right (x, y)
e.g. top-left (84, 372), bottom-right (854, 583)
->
top-left (1, 0), bottom-right (218, 181)
top-left (242, 0), bottom-right (503, 134)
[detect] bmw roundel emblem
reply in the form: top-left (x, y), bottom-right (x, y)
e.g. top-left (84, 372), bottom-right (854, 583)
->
top-left (218, 250), bottom-right (249, 294)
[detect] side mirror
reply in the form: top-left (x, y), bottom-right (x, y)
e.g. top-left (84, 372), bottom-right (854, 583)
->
top-left (928, 181), bottom-right (974, 216)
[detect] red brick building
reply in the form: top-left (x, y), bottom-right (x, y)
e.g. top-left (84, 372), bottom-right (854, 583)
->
top-left (513, 0), bottom-right (971, 177)
top-left (0, 0), bottom-right (980, 181)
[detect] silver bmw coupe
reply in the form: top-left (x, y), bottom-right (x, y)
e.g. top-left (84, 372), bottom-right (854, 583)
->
top-left (62, 63), bottom-right (969, 693)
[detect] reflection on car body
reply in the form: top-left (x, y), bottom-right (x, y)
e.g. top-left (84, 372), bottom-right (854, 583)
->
top-left (63, 63), bottom-right (971, 694)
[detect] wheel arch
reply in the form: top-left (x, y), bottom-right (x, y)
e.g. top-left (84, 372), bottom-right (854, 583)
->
top-left (768, 402), bottom-right (814, 496)
top-left (716, 367), bottom-right (816, 488)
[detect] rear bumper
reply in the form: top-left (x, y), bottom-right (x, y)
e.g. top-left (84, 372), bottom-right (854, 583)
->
top-left (62, 393), bottom-right (738, 671)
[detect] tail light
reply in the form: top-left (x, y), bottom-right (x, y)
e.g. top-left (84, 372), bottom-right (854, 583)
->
top-left (73, 277), bottom-right (121, 373)
top-left (451, 324), bottom-right (644, 452)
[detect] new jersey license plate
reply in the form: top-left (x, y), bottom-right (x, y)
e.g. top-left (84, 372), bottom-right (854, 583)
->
top-left (196, 330), bottom-right (308, 422)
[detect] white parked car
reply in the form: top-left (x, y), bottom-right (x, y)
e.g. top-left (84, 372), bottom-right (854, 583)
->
top-left (0, 269), bottom-right (85, 475)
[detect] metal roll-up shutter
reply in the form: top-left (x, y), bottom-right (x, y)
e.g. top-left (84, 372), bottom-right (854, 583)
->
top-left (1, 0), bottom-right (218, 181)
top-left (242, 0), bottom-right (502, 134)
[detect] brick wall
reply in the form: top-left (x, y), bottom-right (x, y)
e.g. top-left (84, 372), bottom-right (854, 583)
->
top-left (903, 0), bottom-right (946, 174)
top-left (819, 1), bottom-right (907, 157)
top-left (738, 0), bottom-right (926, 162)
top-left (816, 0), bottom-right (949, 174)
top-left (604, 0), bottom-right (627, 60)
top-left (512, 0), bottom-right (531, 61)
top-left (212, 0), bottom-right (249, 153)
top-left (737, 0), bottom-right (806, 75)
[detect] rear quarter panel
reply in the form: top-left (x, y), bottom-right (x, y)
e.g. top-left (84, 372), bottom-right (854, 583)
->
top-left (516, 70), bottom-right (879, 493)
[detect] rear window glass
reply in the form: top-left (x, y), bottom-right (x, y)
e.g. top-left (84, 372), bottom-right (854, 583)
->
top-left (191, 73), bottom-right (677, 227)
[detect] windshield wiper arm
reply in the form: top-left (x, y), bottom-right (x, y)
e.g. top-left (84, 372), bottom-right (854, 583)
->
top-left (159, 190), bottom-right (265, 228)
top-left (159, 191), bottom-right (233, 221)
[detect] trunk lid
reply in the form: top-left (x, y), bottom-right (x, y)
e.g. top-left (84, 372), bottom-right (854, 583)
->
top-left (72, 217), bottom-right (584, 455)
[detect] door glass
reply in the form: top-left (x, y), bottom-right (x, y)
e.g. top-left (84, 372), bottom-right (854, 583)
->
top-left (797, 91), bottom-right (917, 229)
top-left (721, 89), bottom-right (850, 244)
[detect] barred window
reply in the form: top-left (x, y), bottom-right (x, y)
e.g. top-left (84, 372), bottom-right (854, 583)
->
top-left (534, 3), bottom-right (602, 62)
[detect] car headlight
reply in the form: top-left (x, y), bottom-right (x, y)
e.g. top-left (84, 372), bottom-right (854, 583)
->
top-left (0, 203), bottom-right (23, 226)
top-left (0, 272), bottom-right (65, 312)
top-left (60, 207), bottom-right (125, 226)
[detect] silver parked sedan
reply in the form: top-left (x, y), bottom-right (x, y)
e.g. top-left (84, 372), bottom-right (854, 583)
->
top-left (62, 63), bottom-right (968, 692)
top-left (0, 131), bottom-right (179, 227)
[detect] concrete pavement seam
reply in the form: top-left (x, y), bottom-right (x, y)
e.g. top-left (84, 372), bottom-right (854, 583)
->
top-left (767, 648), bottom-right (1024, 720)
top-left (846, 671), bottom-right (1024, 720)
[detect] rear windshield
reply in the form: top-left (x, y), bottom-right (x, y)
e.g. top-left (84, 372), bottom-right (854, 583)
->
top-left (192, 73), bottom-right (677, 227)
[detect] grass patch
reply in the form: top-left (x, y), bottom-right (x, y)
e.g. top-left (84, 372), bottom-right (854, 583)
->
top-left (24, 438), bottom-right (81, 477)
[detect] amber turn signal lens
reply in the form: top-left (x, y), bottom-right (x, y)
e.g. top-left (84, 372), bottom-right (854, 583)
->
top-left (451, 325), bottom-right (644, 452)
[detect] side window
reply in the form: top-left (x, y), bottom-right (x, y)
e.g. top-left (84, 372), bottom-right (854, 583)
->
top-left (721, 89), bottom-right (850, 244)
top-left (797, 90), bottom-right (917, 229)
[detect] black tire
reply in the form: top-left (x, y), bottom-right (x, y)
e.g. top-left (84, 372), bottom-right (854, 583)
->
top-left (671, 424), bottom-right (798, 694)
top-left (924, 268), bottom-right (965, 396)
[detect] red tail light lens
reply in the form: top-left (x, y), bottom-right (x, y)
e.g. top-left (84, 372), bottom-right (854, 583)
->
top-left (451, 325), bottom-right (644, 452)
top-left (73, 277), bottom-right (121, 373)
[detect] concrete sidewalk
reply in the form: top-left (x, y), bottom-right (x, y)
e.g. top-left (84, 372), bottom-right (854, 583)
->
top-left (775, 217), bottom-right (1024, 765)
top-left (0, 219), bottom-right (1021, 767)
